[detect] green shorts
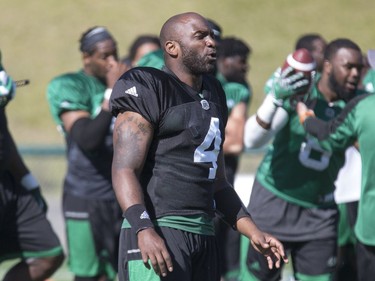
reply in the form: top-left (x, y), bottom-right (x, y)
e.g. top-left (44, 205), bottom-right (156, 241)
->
top-left (63, 192), bottom-right (122, 280)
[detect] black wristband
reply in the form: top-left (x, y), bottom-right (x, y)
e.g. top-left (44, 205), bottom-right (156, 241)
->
top-left (123, 204), bottom-right (154, 234)
top-left (214, 187), bottom-right (251, 230)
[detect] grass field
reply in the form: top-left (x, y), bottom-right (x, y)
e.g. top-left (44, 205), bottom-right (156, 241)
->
top-left (1, 0), bottom-right (374, 279)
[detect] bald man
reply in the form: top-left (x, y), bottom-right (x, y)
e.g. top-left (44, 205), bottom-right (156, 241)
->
top-left (110, 12), bottom-right (288, 281)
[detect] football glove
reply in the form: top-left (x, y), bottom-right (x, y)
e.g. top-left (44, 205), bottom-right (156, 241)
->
top-left (0, 50), bottom-right (16, 107)
top-left (272, 66), bottom-right (310, 102)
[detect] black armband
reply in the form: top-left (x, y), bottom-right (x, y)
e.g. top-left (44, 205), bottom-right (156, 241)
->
top-left (123, 204), bottom-right (154, 234)
top-left (70, 109), bottom-right (113, 151)
top-left (214, 187), bottom-right (251, 230)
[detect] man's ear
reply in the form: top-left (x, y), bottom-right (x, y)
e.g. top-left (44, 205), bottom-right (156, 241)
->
top-left (82, 52), bottom-right (91, 66)
top-left (165, 40), bottom-right (178, 58)
top-left (324, 60), bottom-right (332, 74)
top-left (223, 57), bottom-right (233, 68)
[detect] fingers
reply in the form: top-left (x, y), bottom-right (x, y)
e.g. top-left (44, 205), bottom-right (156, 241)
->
top-left (296, 102), bottom-right (315, 124)
top-left (269, 241), bottom-right (289, 267)
top-left (106, 59), bottom-right (127, 88)
top-left (266, 247), bottom-right (284, 269)
top-left (291, 78), bottom-right (309, 90)
top-left (296, 101), bottom-right (308, 113)
top-left (266, 255), bottom-right (274, 269)
top-left (285, 71), bottom-right (304, 83)
top-left (280, 66), bottom-right (294, 78)
top-left (263, 248), bottom-right (283, 270)
top-left (274, 70), bottom-right (310, 100)
top-left (252, 234), bottom-right (289, 270)
top-left (142, 249), bottom-right (173, 277)
top-left (163, 249), bottom-right (174, 275)
top-left (138, 230), bottom-right (173, 277)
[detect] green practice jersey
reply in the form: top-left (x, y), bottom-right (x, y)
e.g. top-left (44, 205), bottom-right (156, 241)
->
top-left (47, 70), bottom-right (106, 131)
top-left (216, 73), bottom-right (251, 114)
top-left (362, 68), bottom-right (375, 94)
top-left (257, 80), bottom-right (366, 208)
top-left (136, 49), bottom-right (164, 70)
top-left (46, 70), bottom-right (115, 199)
top-left (304, 93), bottom-right (375, 245)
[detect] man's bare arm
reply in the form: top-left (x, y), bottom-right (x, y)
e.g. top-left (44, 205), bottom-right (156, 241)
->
top-left (112, 111), bottom-right (154, 210)
top-left (112, 110), bottom-right (173, 277)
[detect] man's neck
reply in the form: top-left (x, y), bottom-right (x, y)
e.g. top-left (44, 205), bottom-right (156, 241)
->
top-left (169, 66), bottom-right (203, 91)
top-left (317, 78), bottom-right (337, 103)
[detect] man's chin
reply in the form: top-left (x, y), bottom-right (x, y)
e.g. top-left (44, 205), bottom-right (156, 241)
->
top-left (339, 90), bottom-right (356, 102)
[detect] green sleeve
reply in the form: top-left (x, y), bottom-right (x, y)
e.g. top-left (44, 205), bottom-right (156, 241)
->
top-left (46, 73), bottom-right (94, 126)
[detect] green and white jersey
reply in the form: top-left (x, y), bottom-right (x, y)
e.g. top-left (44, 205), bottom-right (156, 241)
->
top-left (256, 82), bottom-right (365, 208)
top-left (216, 73), bottom-right (251, 114)
top-left (304, 93), bottom-right (375, 245)
top-left (47, 70), bottom-right (106, 131)
top-left (136, 49), bottom-right (165, 70)
top-left (216, 73), bottom-right (252, 184)
top-left (362, 68), bottom-right (375, 94)
top-left (46, 70), bottom-right (115, 199)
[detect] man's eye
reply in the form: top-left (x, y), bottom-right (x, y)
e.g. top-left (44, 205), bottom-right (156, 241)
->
top-left (195, 32), bottom-right (206, 39)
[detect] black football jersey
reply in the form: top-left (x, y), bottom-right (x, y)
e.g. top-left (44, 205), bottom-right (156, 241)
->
top-left (0, 109), bottom-right (11, 173)
top-left (111, 67), bottom-right (228, 219)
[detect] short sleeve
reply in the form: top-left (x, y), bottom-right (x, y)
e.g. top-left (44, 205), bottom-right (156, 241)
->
top-left (47, 74), bottom-right (92, 125)
top-left (110, 69), bottom-right (162, 127)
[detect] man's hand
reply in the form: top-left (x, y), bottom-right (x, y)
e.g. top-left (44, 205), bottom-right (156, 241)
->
top-left (250, 229), bottom-right (289, 269)
top-left (237, 216), bottom-right (288, 269)
top-left (106, 57), bottom-right (128, 89)
top-left (137, 228), bottom-right (173, 277)
top-left (296, 101), bottom-right (315, 124)
top-left (272, 66), bottom-right (310, 101)
top-left (0, 51), bottom-right (16, 107)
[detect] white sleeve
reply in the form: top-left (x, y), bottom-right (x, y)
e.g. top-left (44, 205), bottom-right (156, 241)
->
top-left (244, 101), bottom-right (289, 149)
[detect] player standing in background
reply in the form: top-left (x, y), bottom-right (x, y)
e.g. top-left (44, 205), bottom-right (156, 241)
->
top-left (295, 33), bottom-right (327, 73)
top-left (46, 27), bottom-right (127, 281)
top-left (242, 38), bottom-right (365, 281)
top-left (126, 34), bottom-right (161, 68)
top-left (263, 33), bottom-right (327, 98)
top-left (296, 91), bottom-right (375, 281)
top-left (110, 12), bottom-right (288, 281)
top-left (333, 48), bottom-right (375, 281)
top-left (0, 50), bottom-right (64, 281)
top-left (122, 34), bottom-right (164, 70)
top-left (215, 36), bottom-right (252, 281)
top-left (361, 49), bottom-right (375, 93)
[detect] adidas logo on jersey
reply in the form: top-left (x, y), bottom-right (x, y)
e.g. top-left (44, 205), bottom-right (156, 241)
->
top-left (125, 86), bottom-right (138, 97)
top-left (140, 211), bottom-right (150, 220)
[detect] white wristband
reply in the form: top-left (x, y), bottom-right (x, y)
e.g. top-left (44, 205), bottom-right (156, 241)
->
top-left (104, 88), bottom-right (112, 101)
top-left (20, 173), bottom-right (39, 190)
top-left (256, 94), bottom-right (279, 124)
